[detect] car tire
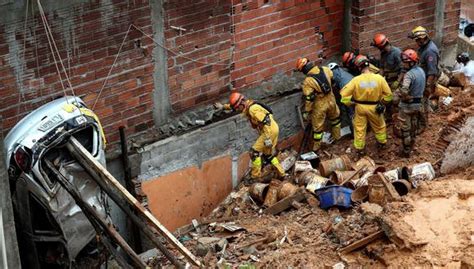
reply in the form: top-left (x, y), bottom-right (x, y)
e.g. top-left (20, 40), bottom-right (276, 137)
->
top-left (464, 23), bottom-right (474, 37)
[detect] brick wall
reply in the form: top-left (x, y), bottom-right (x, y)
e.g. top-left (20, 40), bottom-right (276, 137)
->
top-left (461, 0), bottom-right (474, 22)
top-left (230, 0), bottom-right (344, 90)
top-left (443, 0), bottom-right (461, 46)
top-left (163, 0), bottom-right (233, 113)
top-left (0, 0), bottom-right (154, 143)
top-left (351, 0), bottom-right (459, 56)
top-left (1, 0), bottom-right (461, 146)
top-left (163, 0), bottom-right (345, 113)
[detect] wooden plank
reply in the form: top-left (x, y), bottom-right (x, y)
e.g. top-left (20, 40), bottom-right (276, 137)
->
top-left (377, 172), bottom-right (402, 201)
top-left (66, 137), bottom-right (200, 267)
top-left (264, 190), bottom-right (306, 215)
top-left (338, 230), bottom-right (385, 254)
top-left (45, 160), bottom-right (143, 269)
top-left (119, 126), bottom-right (142, 253)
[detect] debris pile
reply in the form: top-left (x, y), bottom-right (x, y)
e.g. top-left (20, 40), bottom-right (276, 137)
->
top-left (173, 150), bottom-right (454, 268)
top-left (161, 85), bottom-right (474, 268)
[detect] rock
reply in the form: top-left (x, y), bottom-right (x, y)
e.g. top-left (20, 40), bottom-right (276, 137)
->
top-left (242, 245), bottom-right (258, 255)
top-left (196, 237), bottom-right (222, 257)
top-left (360, 202), bottom-right (383, 219)
top-left (197, 237), bottom-right (221, 245)
top-left (215, 238), bottom-right (228, 252)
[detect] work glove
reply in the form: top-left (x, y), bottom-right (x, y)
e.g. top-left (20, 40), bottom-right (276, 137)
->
top-left (302, 111), bottom-right (309, 121)
top-left (213, 102), bottom-right (224, 111)
top-left (264, 138), bottom-right (273, 148)
top-left (375, 102), bottom-right (386, 114)
top-left (391, 80), bottom-right (400, 90)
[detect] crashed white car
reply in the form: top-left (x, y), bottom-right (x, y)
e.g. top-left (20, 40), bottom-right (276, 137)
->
top-left (4, 96), bottom-right (109, 268)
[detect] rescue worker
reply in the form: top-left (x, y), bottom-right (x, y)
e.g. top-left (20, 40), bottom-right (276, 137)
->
top-left (340, 55), bottom-right (393, 154)
top-left (409, 26), bottom-right (440, 129)
top-left (394, 49), bottom-right (426, 157)
top-left (371, 33), bottom-right (403, 123)
top-left (328, 62), bottom-right (354, 129)
top-left (295, 58), bottom-right (341, 152)
top-left (342, 51), bottom-right (380, 76)
top-left (371, 33), bottom-right (402, 89)
top-left (214, 92), bottom-right (286, 180)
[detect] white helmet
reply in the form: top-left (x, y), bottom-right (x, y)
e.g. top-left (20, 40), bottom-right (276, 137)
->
top-left (328, 62), bottom-right (338, 70)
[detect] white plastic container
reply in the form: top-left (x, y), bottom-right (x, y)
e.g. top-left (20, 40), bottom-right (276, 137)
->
top-left (411, 162), bottom-right (435, 181)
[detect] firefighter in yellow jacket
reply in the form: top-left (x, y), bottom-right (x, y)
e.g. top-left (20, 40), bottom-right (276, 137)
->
top-left (340, 55), bottom-right (393, 154)
top-left (215, 92), bottom-right (286, 179)
top-left (295, 58), bottom-right (341, 151)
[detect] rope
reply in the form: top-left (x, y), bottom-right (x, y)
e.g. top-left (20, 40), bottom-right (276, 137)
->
top-left (37, 0), bottom-right (69, 101)
top-left (92, 24), bottom-right (133, 110)
top-left (37, 0), bottom-right (77, 98)
top-left (17, 0), bottom-right (30, 122)
top-left (131, 24), bottom-right (230, 67)
top-left (92, 23), bottom-right (233, 109)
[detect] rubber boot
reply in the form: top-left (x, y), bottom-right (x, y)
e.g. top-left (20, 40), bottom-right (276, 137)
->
top-left (270, 156), bottom-right (286, 178)
top-left (251, 156), bottom-right (262, 179)
top-left (331, 124), bottom-right (341, 142)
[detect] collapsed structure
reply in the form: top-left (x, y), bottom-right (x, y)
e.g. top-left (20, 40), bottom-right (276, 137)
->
top-left (1, 0), bottom-right (474, 268)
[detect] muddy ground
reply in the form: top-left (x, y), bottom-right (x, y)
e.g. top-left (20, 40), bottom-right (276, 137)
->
top-left (151, 87), bottom-right (474, 268)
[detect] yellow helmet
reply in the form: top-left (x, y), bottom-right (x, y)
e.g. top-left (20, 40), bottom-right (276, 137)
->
top-left (410, 26), bottom-right (428, 39)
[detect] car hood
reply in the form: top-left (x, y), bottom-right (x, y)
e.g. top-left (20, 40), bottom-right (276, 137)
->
top-left (4, 96), bottom-right (87, 166)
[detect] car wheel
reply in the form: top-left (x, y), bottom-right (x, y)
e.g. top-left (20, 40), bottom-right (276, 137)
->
top-left (464, 23), bottom-right (474, 37)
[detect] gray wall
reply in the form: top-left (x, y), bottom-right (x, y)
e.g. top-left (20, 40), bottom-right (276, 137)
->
top-left (106, 90), bottom-right (303, 182)
top-left (0, 137), bottom-right (21, 269)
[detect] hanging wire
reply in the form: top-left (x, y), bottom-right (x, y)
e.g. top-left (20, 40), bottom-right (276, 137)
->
top-left (91, 23), bottom-right (234, 109)
top-left (36, 0), bottom-right (70, 101)
top-left (16, 0), bottom-right (30, 122)
top-left (92, 24), bottom-right (133, 110)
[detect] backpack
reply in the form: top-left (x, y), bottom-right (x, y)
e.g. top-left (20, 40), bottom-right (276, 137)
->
top-left (308, 68), bottom-right (332, 94)
top-left (251, 101), bottom-right (273, 114)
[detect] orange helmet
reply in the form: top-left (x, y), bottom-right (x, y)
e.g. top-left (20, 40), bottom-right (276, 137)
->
top-left (229, 92), bottom-right (244, 109)
top-left (295, 58), bottom-right (309, 71)
top-left (401, 49), bottom-right (418, 63)
top-left (354, 55), bottom-right (369, 68)
top-left (371, 34), bottom-right (389, 48)
top-left (342, 52), bottom-right (355, 66)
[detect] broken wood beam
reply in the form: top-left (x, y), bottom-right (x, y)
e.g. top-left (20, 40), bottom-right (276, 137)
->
top-left (264, 190), bottom-right (305, 215)
top-left (66, 137), bottom-right (199, 267)
top-left (119, 126), bottom-right (143, 253)
top-left (45, 160), bottom-right (145, 269)
top-left (338, 230), bottom-right (385, 254)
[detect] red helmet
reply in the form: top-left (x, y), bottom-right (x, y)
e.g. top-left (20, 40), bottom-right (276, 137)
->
top-left (371, 33), bottom-right (389, 48)
top-left (342, 52), bottom-right (355, 66)
top-left (229, 92), bottom-right (244, 109)
top-left (354, 55), bottom-right (369, 68)
top-left (401, 49), bottom-right (418, 63)
top-left (295, 57), bottom-right (309, 71)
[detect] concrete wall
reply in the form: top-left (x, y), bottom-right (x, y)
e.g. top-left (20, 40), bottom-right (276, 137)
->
top-left (123, 91), bottom-right (303, 231)
top-left (0, 139), bottom-right (21, 268)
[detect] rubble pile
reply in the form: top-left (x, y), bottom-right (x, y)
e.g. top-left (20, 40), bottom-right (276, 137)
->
top-left (158, 85), bottom-right (474, 268)
top-left (168, 150), bottom-right (451, 268)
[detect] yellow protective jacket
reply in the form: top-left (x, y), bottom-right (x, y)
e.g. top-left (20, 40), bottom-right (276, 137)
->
top-left (340, 72), bottom-right (393, 106)
top-left (243, 100), bottom-right (279, 154)
top-left (302, 66), bottom-right (335, 113)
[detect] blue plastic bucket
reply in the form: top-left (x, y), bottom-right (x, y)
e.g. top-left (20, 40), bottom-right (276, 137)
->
top-left (316, 185), bottom-right (353, 209)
